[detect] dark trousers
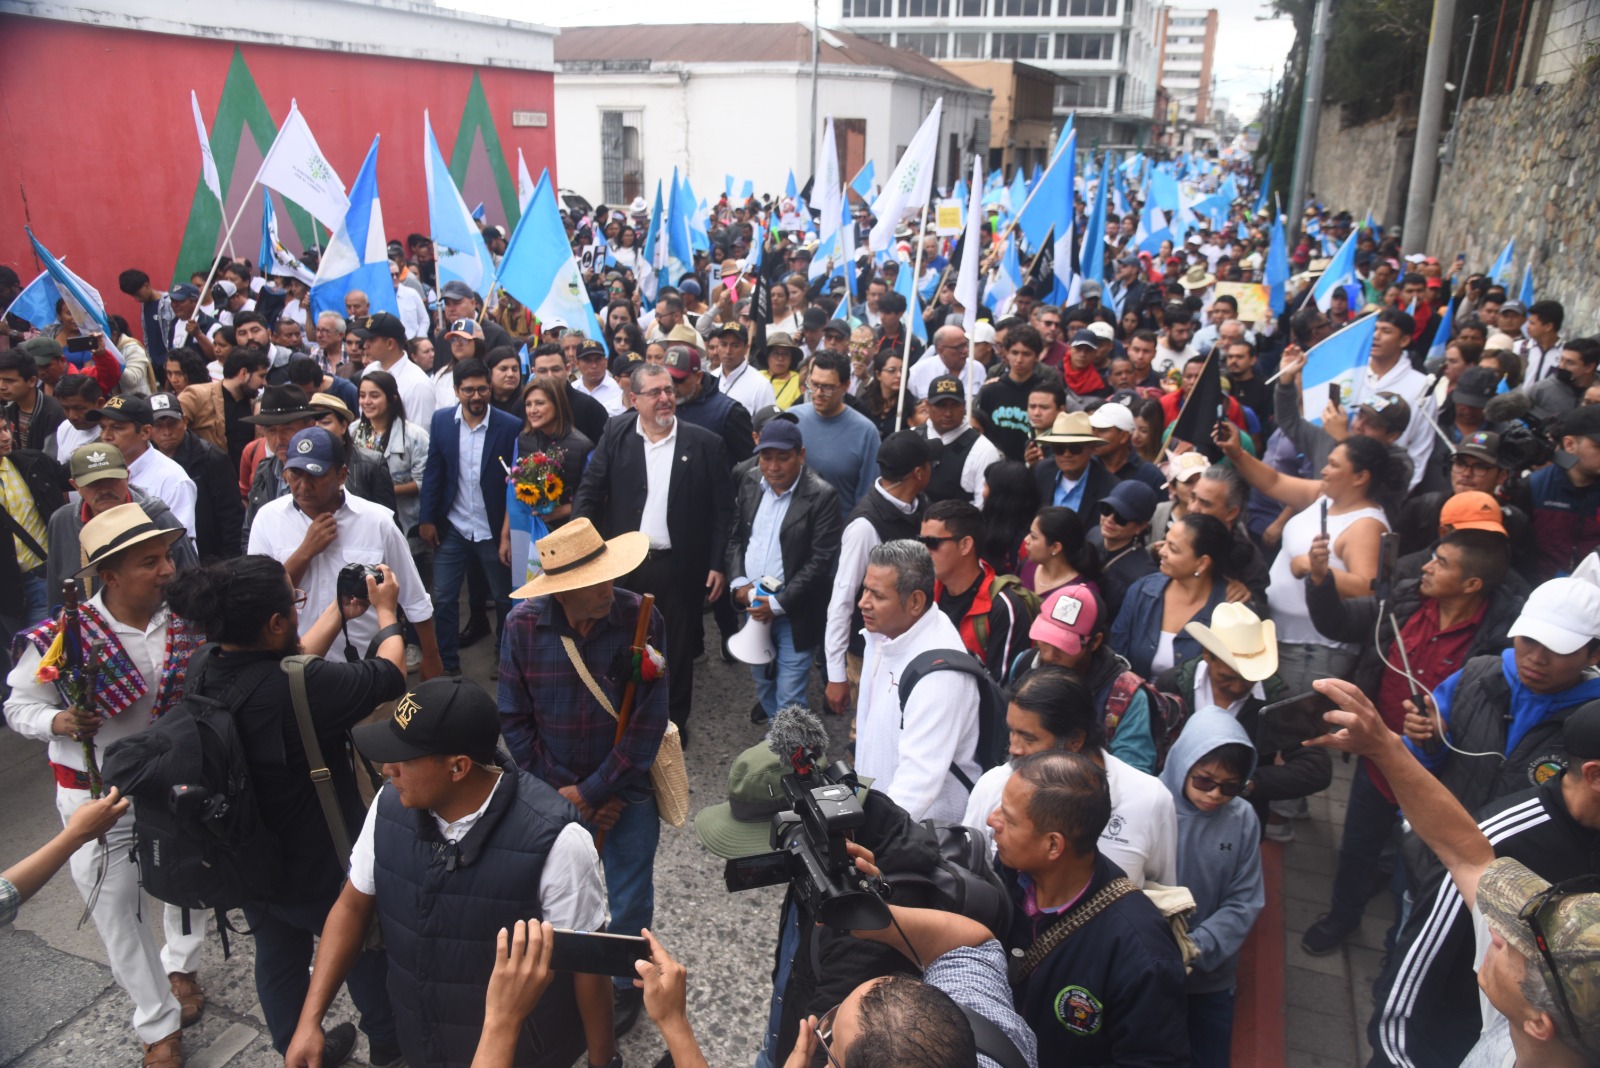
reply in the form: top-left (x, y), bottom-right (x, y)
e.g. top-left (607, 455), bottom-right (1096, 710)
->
top-left (626, 551), bottom-right (700, 729)
top-left (242, 893), bottom-right (394, 1053)
top-left (1328, 764), bottom-right (1402, 927)
top-left (434, 529), bottom-right (513, 671)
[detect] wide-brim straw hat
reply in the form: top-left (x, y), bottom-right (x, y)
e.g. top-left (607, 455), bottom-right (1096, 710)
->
top-left (1185, 602), bottom-right (1279, 682)
top-left (511, 518), bottom-right (649, 598)
top-left (75, 502), bottom-right (186, 579)
top-left (1035, 410), bottom-right (1101, 444)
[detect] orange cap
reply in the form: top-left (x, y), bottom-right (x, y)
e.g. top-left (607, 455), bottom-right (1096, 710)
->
top-left (1438, 491), bottom-right (1505, 535)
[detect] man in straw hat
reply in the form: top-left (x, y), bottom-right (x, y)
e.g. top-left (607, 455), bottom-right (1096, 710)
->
top-left (5, 503), bottom-right (205, 1068)
top-left (286, 676), bottom-right (613, 1068)
top-left (1155, 602), bottom-right (1331, 838)
top-left (1307, 678), bottom-right (1600, 1067)
top-left (1030, 410), bottom-right (1120, 524)
top-left (499, 517), bottom-right (671, 1037)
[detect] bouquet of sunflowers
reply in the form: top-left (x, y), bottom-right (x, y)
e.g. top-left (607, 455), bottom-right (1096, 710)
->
top-left (508, 448), bottom-right (566, 516)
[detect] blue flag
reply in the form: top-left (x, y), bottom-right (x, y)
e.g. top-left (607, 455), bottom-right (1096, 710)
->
top-left (425, 112), bottom-right (497, 299)
top-left (495, 170), bottom-right (604, 340)
top-left (1310, 230), bottom-right (1360, 313)
top-left (1, 269), bottom-right (61, 331)
top-left (639, 179), bottom-right (665, 309)
top-left (1518, 263), bottom-right (1535, 307)
top-left (984, 236), bottom-right (1021, 316)
top-left (1264, 215), bottom-right (1290, 315)
top-left (259, 193), bottom-right (316, 285)
top-left (1298, 312), bottom-right (1379, 425)
top-left (785, 169), bottom-right (798, 200)
top-left (310, 137), bottom-right (399, 319)
top-left (684, 179), bottom-right (710, 253)
top-left (1150, 167), bottom-right (1181, 214)
top-left (667, 168), bottom-right (696, 283)
top-left (1253, 163), bottom-right (1272, 217)
top-left (893, 255), bottom-right (927, 343)
top-left (1080, 154), bottom-right (1111, 287)
top-left (25, 229), bottom-right (112, 339)
top-left (1017, 128), bottom-right (1076, 253)
top-left (1425, 292), bottom-right (1455, 366)
top-left (1489, 238), bottom-right (1516, 287)
top-left (849, 160), bottom-right (876, 200)
top-left (740, 179), bottom-right (754, 201)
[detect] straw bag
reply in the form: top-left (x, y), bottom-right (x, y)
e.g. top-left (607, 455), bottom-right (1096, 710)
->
top-left (560, 636), bottom-right (689, 827)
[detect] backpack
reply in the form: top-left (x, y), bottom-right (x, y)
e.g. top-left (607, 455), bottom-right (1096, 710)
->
top-left (885, 820), bottom-right (1016, 945)
top-left (897, 648), bottom-right (1009, 791)
top-left (1104, 671), bottom-right (1191, 772)
top-left (969, 573), bottom-right (1042, 653)
top-left (100, 652), bottom-right (283, 925)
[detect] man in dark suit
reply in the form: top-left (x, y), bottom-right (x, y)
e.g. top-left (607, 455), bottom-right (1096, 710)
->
top-left (419, 358), bottom-right (520, 674)
top-left (574, 363), bottom-right (735, 738)
top-left (1031, 410), bottom-right (1121, 523)
top-left (725, 419), bottom-right (841, 723)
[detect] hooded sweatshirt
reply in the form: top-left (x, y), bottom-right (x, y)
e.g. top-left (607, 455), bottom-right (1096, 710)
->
top-left (1158, 709), bottom-right (1266, 994)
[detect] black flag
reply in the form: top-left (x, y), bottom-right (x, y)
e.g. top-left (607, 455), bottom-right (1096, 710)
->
top-left (1167, 346), bottom-right (1227, 461)
top-left (1026, 226), bottom-right (1056, 298)
top-left (750, 264), bottom-right (772, 359)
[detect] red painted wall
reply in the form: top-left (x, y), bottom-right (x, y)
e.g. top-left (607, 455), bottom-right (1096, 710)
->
top-left (0, 16), bottom-right (555, 313)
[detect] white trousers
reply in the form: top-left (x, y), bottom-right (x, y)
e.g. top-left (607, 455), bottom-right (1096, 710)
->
top-left (56, 787), bottom-right (206, 1044)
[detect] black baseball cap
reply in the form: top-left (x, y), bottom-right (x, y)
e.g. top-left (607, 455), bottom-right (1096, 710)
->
top-left (87, 395), bottom-right (153, 426)
top-left (1451, 366), bottom-right (1499, 409)
top-left (1561, 405), bottom-right (1600, 443)
top-left (362, 312), bottom-right (406, 344)
top-left (352, 677), bottom-right (501, 765)
top-left (1563, 700), bottom-right (1600, 761)
top-left (927, 374), bottom-right (966, 404)
top-left (878, 428), bottom-right (940, 480)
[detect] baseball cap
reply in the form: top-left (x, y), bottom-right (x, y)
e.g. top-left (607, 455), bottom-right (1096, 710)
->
top-left (801, 306), bottom-right (829, 329)
top-left (362, 312), bottom-right (406, 344)
top-left (973, 321), bottom-right (997, 345)
top-left (1169, 451), bottom-right (1211, 483)
top-left (1562, 701), bottom-right (1600, 762)
top-left (819, 321), bottom-right (851, 340)
top-left (445, 318), bottom-right (484, 341)
top-left (87, 395), bottom-right (153, 426)
top-left (1455, 430), bottom-right (1505, 467)
top-left (679, 279), bottom-right (702, 298)
top-left (1069, 329), bottom-right (1099, 349)
top-left (352, 677), bottom-right (502, 765)
top-left (663, 347), bottom-right (702, 379)
top-left (1438, 491), bottom-right (1506, 535)
top-left (439, 280), bottom-right (478, 302)
top-left (170, 283), bottom-right (201, 301)
top-left (1088, 402), bottom-right (1135, 433)
top-left (1079, 280), bottom-right (1103, 298)
top-left (755, 419), bottom-right (803, 452)
top-left (1507, 577), bottom-right (1600, 655)
top-left (1029, 584), bottom-right (1102, 656)
top-left (1086, 321), bottom-right (1115, 342)
top-left (212, 280), bottom-right (237, 298)
top-left (752, 404), bottom-right (799, 433)
top-left (1357, 392), bottom-right (1411, 436)
top-left (575, 340), bottom-right (608, 362)
top-left (1451, 367), bottom-right (1499, 408)
top-left (711, 322), bottom-right (748, 343)
top-left (69, 442), bottom-right (128, 486)
top-left (1562, 405), bottom-right (1600, 443)
top-left (1099, 480), bottom-right (1159, 523)
top-left (148, 392), bottom-right (184, 421)
top-left (927, 374), bottom-right (966, 404)
top-left (283, 426), bottom-right (342, 476)
top-left (1498, 300), bottom-right (1527, 316)
top-left (878, 429), bottom-right (939, 480)
top-left (18, 336), bottom-right (63, 366)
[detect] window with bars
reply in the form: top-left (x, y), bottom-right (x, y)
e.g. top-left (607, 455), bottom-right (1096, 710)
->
top-left (600, 110), bottom-right (643, 204)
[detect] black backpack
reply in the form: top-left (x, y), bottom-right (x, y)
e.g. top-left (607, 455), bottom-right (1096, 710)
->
top-left (897, 648), bottom-right (1009, 791)
top-left (100, 652), bottom-right (282, 921)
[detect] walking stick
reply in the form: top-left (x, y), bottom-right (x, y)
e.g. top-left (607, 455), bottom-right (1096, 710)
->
top-left (596, 592), bottom-right (655, 855)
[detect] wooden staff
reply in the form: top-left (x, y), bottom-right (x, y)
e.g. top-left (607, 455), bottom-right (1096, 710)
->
top-left (596, 592), bottom-right (656, 854)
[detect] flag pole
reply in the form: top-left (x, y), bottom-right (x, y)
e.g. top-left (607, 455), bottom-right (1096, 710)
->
top-left (894, 198), bottom-right (932, 433)
top-left (191, 178), bottom-right (260, 322)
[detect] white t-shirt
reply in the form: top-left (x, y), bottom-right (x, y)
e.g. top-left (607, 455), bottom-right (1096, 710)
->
top-left (961, 751), bottom-right (1177, 887)
top-left (1458, 905), bottom-right (1515, 1067)
top-left (348, 778), bottom-right (607, 931)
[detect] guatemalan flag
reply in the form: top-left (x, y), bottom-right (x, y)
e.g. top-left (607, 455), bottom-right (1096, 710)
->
top-left (1309, 230), bottom-right (1360, 314)
top-left (310, 137), bottom-right (398, 319)
top-left (495, 170), bottom-right (605, 342)
top-left (1298, 312), bottom-right (1379, 423)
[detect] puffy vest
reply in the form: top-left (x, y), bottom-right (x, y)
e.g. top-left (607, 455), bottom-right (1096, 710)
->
top-left (926, 427), bottom-right (981, 503)
top-left (844, 487), bottom-right (927, 656)
top-left (372, 760), bottom-right (585, 1068)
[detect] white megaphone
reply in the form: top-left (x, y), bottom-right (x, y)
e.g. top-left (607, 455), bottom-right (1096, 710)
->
top-left (728, 581), bottom-right (777, 665)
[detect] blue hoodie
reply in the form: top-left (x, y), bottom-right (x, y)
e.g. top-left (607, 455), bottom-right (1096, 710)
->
top-left (1409, 647), bottom-right (1600, 769)
top-left (1158, 709), bottom-right (1266, 995)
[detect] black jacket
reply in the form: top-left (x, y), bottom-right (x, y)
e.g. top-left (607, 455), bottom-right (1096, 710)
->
top-left (1031, 456), bottom-right (1122, 525)
top-left (574, 413), bottom-right (735, 579)
top-left (0, 448), bottom-right (66, 620)
top-left (2, 388), bottom-right (65, 453)
top-left (675, 385), bottom-right (754, 464)
top-left (564, 383), bottom-right (610, 446)
top-left (170, 432), bottom-right (243, 562)
top-left (725, 465), bottom-right (841, 651)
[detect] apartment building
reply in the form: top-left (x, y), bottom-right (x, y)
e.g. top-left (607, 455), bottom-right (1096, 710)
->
top-left (1156, 7), bottom-right (1218, 126)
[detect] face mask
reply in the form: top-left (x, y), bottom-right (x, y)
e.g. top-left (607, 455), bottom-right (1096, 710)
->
top-left (1554, 367), bottom-right (1576, 387)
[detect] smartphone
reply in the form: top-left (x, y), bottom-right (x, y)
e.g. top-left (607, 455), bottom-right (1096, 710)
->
top-left (1327, 383), bottom-right (1341, 407)
top-left (1258, 690), bottom-right (1340, 752)
top-left (549, 930), bottom-right (650, 978)
top-left (1319, 499), bottom-right (1329, 538)
top-left (1375, 531), bottom-right (1401, 599)
top-left (66, 336), bottom-right (96, 354)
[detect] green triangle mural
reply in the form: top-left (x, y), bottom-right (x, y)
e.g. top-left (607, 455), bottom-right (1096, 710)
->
top-left (449, 71), bottom-right (521, 233)
top-left (173, 47), bottom-right (315, 287)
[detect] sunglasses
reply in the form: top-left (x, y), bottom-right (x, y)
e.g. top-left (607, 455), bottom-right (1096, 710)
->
top-left (1188, 774), bottom-right (1245, 798)
top-left (1518, 875), bottom-right (1600, 1047)
top-left (1052, 442), bottom-right (1090, 456)
top-left (917, 535), bottom-right (955, 549)
top-left (1099, 506), bottom-right (1135, 524)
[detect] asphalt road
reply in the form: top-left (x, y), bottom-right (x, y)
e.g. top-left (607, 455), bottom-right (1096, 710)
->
top-left (0, 611), bottom-right (838, 1068)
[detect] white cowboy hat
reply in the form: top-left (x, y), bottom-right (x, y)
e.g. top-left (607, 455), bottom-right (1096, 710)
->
top-left (1185, 602), bottom-right (1279, 682)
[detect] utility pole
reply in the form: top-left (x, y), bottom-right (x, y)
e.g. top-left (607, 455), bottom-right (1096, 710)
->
top-left (1288, 0), bottom-right (1331, 243)
top-left (810, 0), bottom-right (820, 180)
top-left (1404, 0), bottom-right (1458, 252)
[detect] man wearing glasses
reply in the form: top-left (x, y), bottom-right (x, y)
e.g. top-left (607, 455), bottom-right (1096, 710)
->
top-left (1308, 678), bottom-right (1600, 1068)
top-left (1029, 304), bottom-right (1069, 375)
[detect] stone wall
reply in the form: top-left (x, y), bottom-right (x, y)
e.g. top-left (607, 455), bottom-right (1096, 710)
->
top-left (1428, 67), bottom-right (1600, 333)
top-left (1308, 105), bottom-right (1415, 226)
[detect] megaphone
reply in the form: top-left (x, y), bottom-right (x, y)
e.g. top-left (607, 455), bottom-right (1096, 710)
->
top-left (728, 580), bottom-right (777, 666)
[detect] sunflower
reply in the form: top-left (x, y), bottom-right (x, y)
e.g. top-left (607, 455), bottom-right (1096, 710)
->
top-left (515, 483), bottom-right (542, 506)
top-left (543, 474), bottom-right (565, 500)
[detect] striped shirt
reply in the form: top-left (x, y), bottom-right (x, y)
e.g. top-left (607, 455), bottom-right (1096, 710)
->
top-left (0, 457), bottom-right (47, 571)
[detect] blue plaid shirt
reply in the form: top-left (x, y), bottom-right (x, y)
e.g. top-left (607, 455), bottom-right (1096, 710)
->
top-left (498, 589), bottom-right (668, 809)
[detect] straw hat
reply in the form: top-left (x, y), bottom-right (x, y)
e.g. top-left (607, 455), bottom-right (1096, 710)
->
top-left (309, 392), bottom-right (354, 423)
top-left (1178, 264), bottom-right (1216, 291)
top-left (75, 502), bottom-right (186, 578)
top-left (1185, 603), bottom-right (1279, 682)
top-left (1035, 410), bottom-right (1101, 444)
top-left (511, 518), bottom-right (649, 598)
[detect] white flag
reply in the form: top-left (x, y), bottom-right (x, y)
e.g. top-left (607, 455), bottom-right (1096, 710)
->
top-left (191, 90), bottom-right (223, 207)
top-left (256, 100), bottom-right (348, 233)
top-left (869, 98), bottom-right (943, 252)
top-left (953, 155), bottom-right (984, 334)
top-left (517, 148), bottom-right (535, 214)
top-left (810, 117), bottom-right (842, 280)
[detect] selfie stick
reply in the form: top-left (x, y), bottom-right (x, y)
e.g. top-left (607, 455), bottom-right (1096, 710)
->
top-left (596, 592), bottom-right (655, 854)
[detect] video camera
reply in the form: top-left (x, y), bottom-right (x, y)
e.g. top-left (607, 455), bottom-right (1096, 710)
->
top-left (723, 707), bottom-right (891, 932)
top-left (1483, 391), bottom-right (1556, 472)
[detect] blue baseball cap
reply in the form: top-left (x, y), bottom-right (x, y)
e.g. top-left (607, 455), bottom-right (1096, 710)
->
top-left (170, 283), bottom-right (201, 301)
top-left (755, 419), bottom-right (803, 453)
top-left (284, 426), bottom-right (343, 476)
top-left (1099, 480), bottom-right (1159, 523)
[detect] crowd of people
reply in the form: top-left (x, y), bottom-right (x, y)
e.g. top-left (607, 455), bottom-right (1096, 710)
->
top-left (0, 159), bottom-right (1598, 1068)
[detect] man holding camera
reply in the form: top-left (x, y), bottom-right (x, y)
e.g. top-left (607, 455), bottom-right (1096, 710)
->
top-left (246, 426), bottom-right (441, 675)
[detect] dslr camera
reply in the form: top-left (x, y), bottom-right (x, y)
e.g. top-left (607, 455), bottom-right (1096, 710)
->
top-left (337, 562), bottom-right (383, 602)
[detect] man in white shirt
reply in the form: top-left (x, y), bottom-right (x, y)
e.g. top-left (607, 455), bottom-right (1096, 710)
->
top-left (388, 262), bottom-right (431, 340)
top-left (90, 395), bottom-right (197, 543)
top-left (1155, 304), bottom-right (1199, 376)
top-left (920, 374), bottom-right (1002, 507)
top-left (853, 539), bottom-right (980, 821)
top-left (358, 312), bottom-right (435, 428)
top-left (572, 339), bottom-right (627, 415)
top-left (286, 676), bottom-right (614, 1068)
top-left (908, 325), bottom-right (987, 401)
top-left (246, 426), bottom-right (442, 673)
top-left (706, 324), bottom-right (776, 416)
top-left (1356, 307), bottom-right (1436, 489)
top-left (961, 665), bottom-right (1177, 888)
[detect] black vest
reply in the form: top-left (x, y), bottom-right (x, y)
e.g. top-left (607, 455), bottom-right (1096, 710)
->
top-left (926, 427), bottom-right (980, 503)
top-left (843, 486), bottom-right (927, 656)
top-left (372, 758), bottom-right (585, 1068)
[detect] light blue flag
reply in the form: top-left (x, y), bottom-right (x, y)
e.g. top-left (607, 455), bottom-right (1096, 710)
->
top-left (1017, 128), bottom-right (1076, 252)
top-left (667, 168), bottom-right (696, 282)
top-left (1489, 238), bottom-right (1515, 286)
top-left (983, 236), bottom-right (1021, 316)
top-left (1150, 168), bottom-right (1181, 214)
top-left (1, 269), bottom-right (61, 331)
top-left (260, 193), bottom-right (316, 285)
top-left (1219, 173), bottom-right (1239, 202)
top-left (724, 175), bottom-right (734, 198)
top-left (684, 179), bottom-right (710, 253)
top-left (849, 160), bottom-right (876, 200)
top-left (1425, 291), bottom-right (1455, 366)
top-left (425, 113), bottom-right (497, 299)
top-left (1028, 162), bottom-right (1043, 196)
top-left (307, 143), bottom-right (395, 319)
top-left (1009, 169), bottom-right (1029, 220)
top-left (1253, 163), bottom-right (1273, 217)
top-left (1080, 154), bottom-right (1111, 287)
top-left (893, 254), bottom-right (928, 343)
top-left (1298, 312), bottom-right (1379, 424)
top-left (639, 179), bottom-right (665, 309)
top-left (740, 179), bottom-right (754, 200)
top-left (1364, 208), bottom-right (1379, 237)
top-left (25, 230), bottom-right (112, 339)
top-left (310, 137), bottom-right (399, 320)
top-left (1518, 263), bottom-right (1535, 307)
top-left (495, 170), bottom-right (604, 341)
top-left (985, 168), bottom-right (1003, 192)
top-left (952, 176), bottom-right (968, 226)
top-left (1265, 215), bottom-right (1290, 315)
top-left (1052, 113), bottom-right (1075, 163)
top-left (785, 170), bottom-right (798, 200)
top-left (1309, 230), bottom-right (1360, 313)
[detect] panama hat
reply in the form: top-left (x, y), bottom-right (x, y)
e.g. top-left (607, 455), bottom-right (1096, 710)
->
top-left (75, 502), bottom-right (186, 578)
top-left (1178, 264), bottom-right (1216, 291)
top-left (1185, 602), bottom-right (1279, 682)
top-left (511, 518), bottom-right (649, 598)
top-left (1034, 410), bottom-right (1101, 445)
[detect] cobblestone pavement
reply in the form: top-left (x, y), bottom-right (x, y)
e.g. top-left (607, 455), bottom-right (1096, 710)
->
top-left (1, 613), bottom-right (842, 1068)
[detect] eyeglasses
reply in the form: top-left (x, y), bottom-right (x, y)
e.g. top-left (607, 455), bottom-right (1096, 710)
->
top-left (635, 386), bottom-right (674, 400)
top-left (1188, 774), bottom-right (1245, 798)
top-left (814, 1005), bottom-right (845, 1068)
top-left (457, 385), bottom-right (490, 396)
top-left (1052, 442), bottom-right (1090, 456)
top-left (810, 382), bottom-right (843, 395)
top-left (917, 535), bottom-right (954, 549)
top-left (1517, 875), bottom-right (1600, 1047)
top-left (1452, 456), bottom-right (1497, 471)
top-left (291, 588), bottom-right (309, 609)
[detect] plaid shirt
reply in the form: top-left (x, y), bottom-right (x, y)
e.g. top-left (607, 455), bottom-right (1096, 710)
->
top-left (0, 876), bottom-right (18, 929)
top-left (498, 589), bottom-right (668, 809)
